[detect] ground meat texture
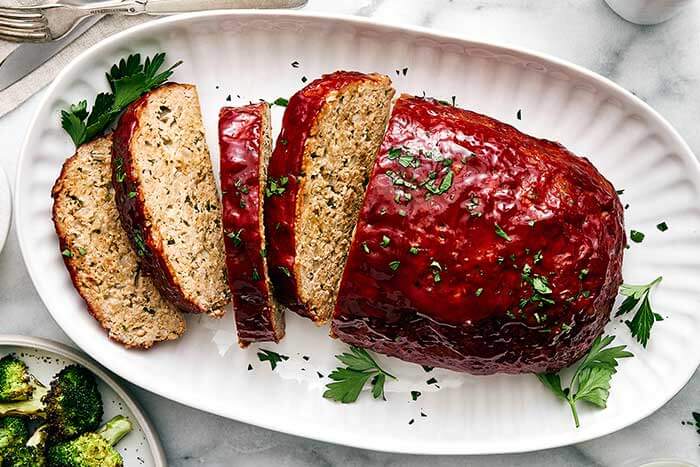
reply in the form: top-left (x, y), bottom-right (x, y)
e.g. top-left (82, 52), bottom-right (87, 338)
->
top-left (112, 83), bottom-right (231, 317)
top-left (265, 71), bottom-right (395, 323)
top-left (332, 95), bottom-right (625, 375)
top-left (219, 103), bottom-right (284, 346)
top-left (51, 135), bottom-right (186, 349)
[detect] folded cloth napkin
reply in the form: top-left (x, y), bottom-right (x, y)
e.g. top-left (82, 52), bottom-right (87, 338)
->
top-left (0, 0), bottom-right (149, 117)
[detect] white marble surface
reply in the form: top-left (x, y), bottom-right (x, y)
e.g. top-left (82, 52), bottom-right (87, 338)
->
top-left (1, 0), bottom-right (699, 465)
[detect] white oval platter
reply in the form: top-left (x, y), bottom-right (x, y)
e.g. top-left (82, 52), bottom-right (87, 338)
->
top-left (14, 11), bottom-right (700, 455)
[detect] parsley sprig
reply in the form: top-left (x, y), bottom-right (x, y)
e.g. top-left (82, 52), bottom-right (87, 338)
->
top-left (61, 53), bottom-right (182, 147)
top-left (323, 346), bottom-right (396, 403)
top-left (537, 335), bottom-right (632, 427)
top-left (615, 276), bottom-right (663, 347)
top-left (257, 349), bottom-right (289, 370)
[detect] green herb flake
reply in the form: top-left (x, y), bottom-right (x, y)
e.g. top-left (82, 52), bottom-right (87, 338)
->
top-left (494, 223), bottom-right (512, 242)
top-left (411, 391), bottom-right (421, 401)
top-left (656, 222), bottom-right (668, 232)
top-left (257, 349), bottom-right (289, 370)
top-left (579, 269), bottom-right (589, 280)
top-left (389, 260), bottom-right (401, 271)
top-left (77, 247), bottom-right (87, 256)
top-left (423, 169), bottom-right (454, 195)
top-left (278, 266), bottom-right (292, 277)
top-left (409, 246), bottom-right (419, 255)
top-left (273, 97), bottom-right (289, 107)
top-left (533, 250), bottom-right (543, 264)
top-left (127, 191), bottom-right (137, 199)
top-left (362, 242), bottom-right (371, 254)
top-left (266, 176), bottom-right (289, 197)
top-left (630, 230), bottom-right (645, 243)
top-left (252, 268), bottom-right (261, 281)
top-left (380, 235), bottom-right (391, 248)
top-left (61, 249), bottom-right (73, 258)
top-left (226, 228), bottom-right (243, 247)
top-left (385, 170), bottom-right (418, 190)
top-left (475, 287), bottom-right (483, 296)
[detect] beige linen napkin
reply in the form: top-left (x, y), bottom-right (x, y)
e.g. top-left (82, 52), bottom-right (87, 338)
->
top-left (0, 1), bottom-right (149, 117)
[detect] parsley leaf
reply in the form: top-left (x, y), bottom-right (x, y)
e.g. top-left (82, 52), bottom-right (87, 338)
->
top-left (266, 176), bottom-right (288, 197)
top-left (494, 223), bottom-right (511, 241)
top-left (323, 346), bottom-right (396, 403)
top-left (61, 53), bottom-right (182, 147)
top-left (257, 349), bottom-right (289, 370)
top-left (537, 335), bottom-right (633, 427)
top-left (615, 277), bottom-right (663, 347)
top-left (273, 97), bottom-right (289, 107)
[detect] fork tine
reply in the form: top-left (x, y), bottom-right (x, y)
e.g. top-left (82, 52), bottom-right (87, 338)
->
top-left (0, 15), bottom-right (47, 30)
top-left (0, 7), bottom-right (45, 20)
top-left (0, 25), bottom-right (49, 42)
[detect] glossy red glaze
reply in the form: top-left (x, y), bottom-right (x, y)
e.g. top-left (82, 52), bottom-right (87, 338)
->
top-left (264, 71), bottom-right (387, 320)
top-left (219, 103), bottom-right (282, 346)
top-left (112, 83), bottom-right (204, 314)
top-left (332, 95), bottom-right (625, 375)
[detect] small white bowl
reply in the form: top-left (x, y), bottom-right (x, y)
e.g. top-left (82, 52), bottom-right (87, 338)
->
top-left (0, 335), bottom-right (167, 467)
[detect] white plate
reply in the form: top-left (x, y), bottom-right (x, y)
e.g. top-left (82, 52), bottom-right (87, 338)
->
top-left (0, 335), bottom-right (166, 466)
top-left (14, 11), bottom-right (700, 455)
top-left (0, 165), bottom-right (11, 254)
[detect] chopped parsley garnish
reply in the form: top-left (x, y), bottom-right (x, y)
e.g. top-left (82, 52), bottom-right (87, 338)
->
top-left (77, 247), bottom-right (87, 256)
top-left (385, 170), bottom-right (418, 190)
top-left (615, 276), bottom-right (663, 347)
top-left (291, 61), bottom-right (299, 68)
top-left (409, 246), bottom-right (419, 255)
top-left (533, 250), bottom-right (543, 264)
top-left (114, 158), bottom-right (125, 183)
top-left (521, 264), bottom-right (555, 306)
top-left (630, 230), bottom-right (645, 243)
top-left (362, 242), bottom-right (370, 254)
top-left (494, 223), bottom-right (511, 241)
top-left (616, 189), bottom-right (625, 195)
top-left (127, 191), bottom-right (137, 199)
top-left (426, 377), bottom-right (438, 385)
top-left (226, 228), bottom-right (243, 247)
top-left (422, 365), bottom-right (434, 372)
top-left (61, 53), bottom-right (182, 147)
top-left (273, 97), bottom-right (289, 107)
top-left (475, 287), bottom-right (483, 296)
top-left (252, 268), bottom-right (261, 281)
top-left (517, 109), bottom-right (522, 120)
top-left (389, 260), bottom-right (401, 271)
top-left (429, 260), bottom-right (442, 283)
top-left (411, 391), bottom-right (421, 401)
top-left (259, 248), bottom-right (266, 258)
top-left (387, 147), bottom-right (420, 168)
top-left (278, 266), bottom-right (292, 277)
top-left (323, 346), bottom-right (396, 403)
top-left (266, 176), bottom-right (288, 197)
top-left (537, 335), bottom-right (632, 427)
top-left (656, 222), bottom-right (668, 232)
top-left (423, 169), bottom-right (454, 195)
top-left (380, 235), bottom-right (391, 247)
top-left (257, 349), bottom-right (289, 370)
top-left (693, 412), bottom-right (700, 434)
top-left (579, 269), bottom-right (589, 280)
top-left (61, 249), bottom-right (72, 258)
top-left (133, 230), bottom-right (148, 256)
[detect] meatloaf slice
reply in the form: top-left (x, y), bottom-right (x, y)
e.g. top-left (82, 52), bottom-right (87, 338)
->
top-left (112, 83), bottom-right (230, 317)
top-left (332, 94), bottom-right (625, 375)
top-left (219, 103), bottom-right (283, 346)
top-left (51, 135), bottom-right (186, 349)
top-left (265, 71), bottom-right (395, 323)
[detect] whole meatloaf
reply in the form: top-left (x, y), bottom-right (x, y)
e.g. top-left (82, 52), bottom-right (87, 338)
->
top-left (219, 103), bottom-right (283, 346)
top-left (112, 83), bottom-right (230, 317)
top-left (52, 135), bottom-right (186, 349)
top-left (332, 95), bottom-right (625, 375)
top-left (265, 71), bottom-right (395, 323)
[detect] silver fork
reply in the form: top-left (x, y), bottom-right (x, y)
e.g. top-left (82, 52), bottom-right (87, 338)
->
top-left (0, 0), bottom-right (308, 42)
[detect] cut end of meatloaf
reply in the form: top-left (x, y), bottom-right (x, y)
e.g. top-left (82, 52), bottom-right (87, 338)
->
top-left (51, 135), bottom-right (186, 349)
top-left (295, 75), bottom-right (395, 322)
top-left (113, 83), bottom-right (230, 317)
top-left (219, 103), bottom-right (284, 346)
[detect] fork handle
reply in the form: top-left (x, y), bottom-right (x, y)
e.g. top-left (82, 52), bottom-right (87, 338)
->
top-left (144, 0), bottom-right (307, 14)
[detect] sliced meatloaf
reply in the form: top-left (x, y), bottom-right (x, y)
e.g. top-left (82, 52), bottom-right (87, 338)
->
top-left (219, 103), bottom-right (283, 346)
top-left (112, 83), bottom-right (230, 317)
top-left (332, 95), bottom-right (625, 375)
top-left (51, 135), bottom-right (186, 349)
top-left (264, 71), bottom-right (395, 323)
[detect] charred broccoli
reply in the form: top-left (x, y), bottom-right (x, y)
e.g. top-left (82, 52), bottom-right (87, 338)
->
top-left (0, 416), bottom-right (29, 450)
top-left (0, 357), bottom-right (47, 419)
top-left (0, 425), bottom-right (47, 467)
top-left (0, 356), bottom-right (34, 402)
top-left (47, 415), bottom-right (131, 467)
top-left (44, 365), bottom-right (103, 442)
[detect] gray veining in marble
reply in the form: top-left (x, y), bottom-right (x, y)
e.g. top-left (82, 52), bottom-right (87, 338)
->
top-left (1, 1), bottom-right (699, 465)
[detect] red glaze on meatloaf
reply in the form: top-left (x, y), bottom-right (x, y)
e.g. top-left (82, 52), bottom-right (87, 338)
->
top-left (220, 103), bottom-right (283, 346)
top-left (332, 95), bottom-right (625, 375)
top-left (264, 71), bottom-right (391, 320)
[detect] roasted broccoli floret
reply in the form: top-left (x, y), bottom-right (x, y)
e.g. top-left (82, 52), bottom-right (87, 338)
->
top-left (1, 425), bottom-right (47, 467)
top-left (0, 416), bottom-right (29, 450)
top-left (47, 415), bottom-right (131, 467)
top-left (44, 365), bottom-right (103, 442)
top-left (0, 356), bottom-right (34, 403)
